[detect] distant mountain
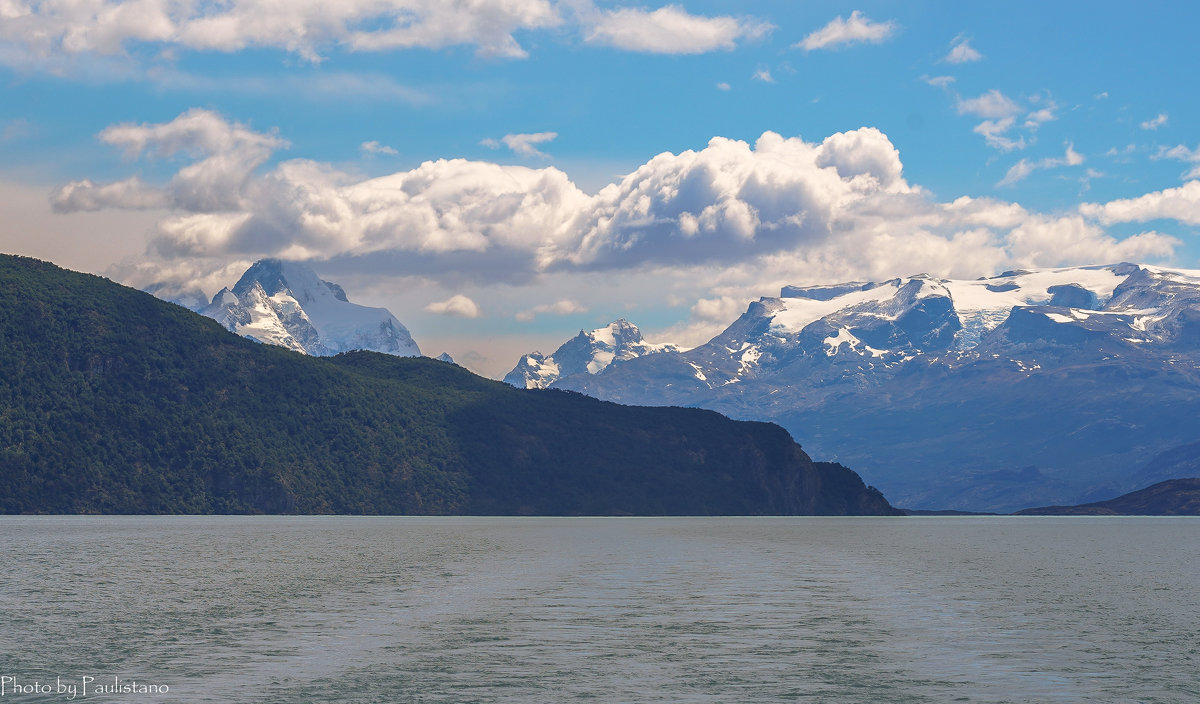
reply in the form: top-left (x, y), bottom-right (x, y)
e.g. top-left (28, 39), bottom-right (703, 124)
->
top-left (0, 254), bottom-right (899, 516)
top-left (1129, 440), bottom-right (1200, 488)
top-left (504, 319), bottom-right (679, 389)
top-left (515, 264), bottom-right (1200, 512)
top-left (1016, 478), bottom-right (1200, 515)
top-left (196, 259), bottom-right (421, 357)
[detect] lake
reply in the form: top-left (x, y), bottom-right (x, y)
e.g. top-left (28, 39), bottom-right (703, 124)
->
top-left (1, 516), bottom-right (1196, 703)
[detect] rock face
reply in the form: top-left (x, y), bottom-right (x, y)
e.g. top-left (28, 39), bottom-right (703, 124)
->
top-left (198, 259), bottom-right (420, 357)
top-left (512, 264), bottom-right (1200, 512)
top-left (503, 319), bottom-right (679, 389)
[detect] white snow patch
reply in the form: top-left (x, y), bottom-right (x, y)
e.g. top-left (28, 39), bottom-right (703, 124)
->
top-left (587, 350), bottom-right (615, 374)
top-left (769, 283), bottom-right (901, 334)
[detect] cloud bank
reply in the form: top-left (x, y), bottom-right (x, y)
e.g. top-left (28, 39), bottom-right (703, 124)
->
top-left (56, 110), bottom-right (1184, 299)
top-left (0, 0), bottom-right (772, 68)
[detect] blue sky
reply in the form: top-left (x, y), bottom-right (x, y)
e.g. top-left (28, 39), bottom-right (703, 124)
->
top-left (2, 1), bottom-right (1199, 375)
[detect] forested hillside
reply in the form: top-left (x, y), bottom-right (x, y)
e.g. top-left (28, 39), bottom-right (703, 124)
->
top-left (0, 255), bottom-right (899, 516)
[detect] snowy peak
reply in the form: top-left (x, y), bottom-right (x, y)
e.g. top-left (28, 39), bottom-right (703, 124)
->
top-left (549, 262), bottom-right (1200, 513)
top-left (561, 263), bottom-right (1200, 396)
top-left (504, 319), bottom-right (680, 389)
top-left (751, 263), bottom-right (1185, 362)
top-left (199, 259), bottom-right (421, 357)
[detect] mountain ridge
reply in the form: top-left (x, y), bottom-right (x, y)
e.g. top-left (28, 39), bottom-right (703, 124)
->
top-left (0, 253), bottom-right (899, 516)
top-left (510, 263), bottom-right (1200, 512)
top-left (1016, 478), bottom-right (1200, 516)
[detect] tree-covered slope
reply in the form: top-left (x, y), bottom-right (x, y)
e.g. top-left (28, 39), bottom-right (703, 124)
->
top-left (0, 255), bottom-right (899, 515)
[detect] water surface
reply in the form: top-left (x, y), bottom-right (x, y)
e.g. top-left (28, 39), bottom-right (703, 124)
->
top-left (1, 517), bottom-right (1196, 703)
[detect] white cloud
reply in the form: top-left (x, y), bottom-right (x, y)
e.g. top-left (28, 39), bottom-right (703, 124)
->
top-left (954, 91), bottom-right (1051, 151)
top-left (1024, 107), bottom-right (1057, 130)
top-left (715, 82), bottom-right (731, 91)
top-left (944, 38), bottom-right (982, 64)
top-left (1154, 144), bottom-right (1200, 179)
top-left (997, 143), bottom-right (1084, 187)
top-left (361, 141), bottom-right (398, 156)
top-left (56, 110), bottom-right (1183, 306)
top-left (1005, 215), bottom-right (1177, 267)
top-left (797, 10), bottom-right (895, 51)
top-left (1080, 180), bottom-right (1200, 225)
top-left (956, 89), bottom-right (1021, 119)
top-left (1140, 113), bottom-right (1168, 130)
top-left (515, 299), bottom-right (586, 321)
top-left (972, 117), bottom-right (1025, 152)
top-left (691, 295), bottom-right (743, 322)
top-left (997, 160), bottom-right (1035, 188)
top-left (0, 0), bottom-right (562, 65)
top-left (922, 75), bottom-right (955, 88)
top-left (751, 66), bottom-right (773, 83)
top-left (499, 132), bottom-right (558, 159)
top-left (426, 294), bottom-right (481, 318)
top-left (484, 132), bottom-right (559, 159)
top-left (51, 108), bottom-right (287, 213)
top-left (584, 5), bottom-right (771, 54)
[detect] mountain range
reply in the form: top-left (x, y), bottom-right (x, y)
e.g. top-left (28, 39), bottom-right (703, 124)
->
top-left (0, 253), bottom-right (898, 516)
top-left (504, 319), bottom-right (679, 389)
top-left (509, 263), bottom-right (1200, 512)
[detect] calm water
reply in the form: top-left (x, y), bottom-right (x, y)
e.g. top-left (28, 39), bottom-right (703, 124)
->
top-left (0, 517), bottom-right (1196, 703)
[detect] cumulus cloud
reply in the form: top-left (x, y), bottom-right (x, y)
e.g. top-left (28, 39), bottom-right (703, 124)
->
top-left (796, 10), bottom-right (895, 51)
top-left (51, 108), bottom-right (286, 213)
top-left (944, 38), bottom-right (982, 64)
top-left (1004, 215), bottom-right (1177, 267)
top-left (515, 299), bottom-right (586, 321)
top-left (59, 110), bottom-right (1183, 303)
top-left (997, 143), bottom-right (1083, 187)
top-left (482, 131), bottom-right (558, 159)
top-left (426, 294), bottom-right (481, 318)
top-left (691, 295), bottom-right (744, 322)
top-left (1080, 180), bottom-right (1200, 226)
top-left (583, 5), bottom-right (771, 54)
top-left (922, 75), bottom-right (955, 88)
top-left (1140, 113), bottom-right (1168, 130)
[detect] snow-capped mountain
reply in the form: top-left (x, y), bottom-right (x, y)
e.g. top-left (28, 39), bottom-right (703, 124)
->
top-left (198, 259), bottom-right (421, 357)
top-left (503, 319), bottom-right (680, 389)
top-left (528, 263), bottom-right (1200, 512)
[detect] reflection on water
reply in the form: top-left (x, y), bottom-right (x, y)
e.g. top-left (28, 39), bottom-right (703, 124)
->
top-left (1, 517), bottom-right (1197, 703)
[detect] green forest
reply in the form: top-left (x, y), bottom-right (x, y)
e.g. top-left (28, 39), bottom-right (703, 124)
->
top-left (0, 254), bottom-right (899, 515)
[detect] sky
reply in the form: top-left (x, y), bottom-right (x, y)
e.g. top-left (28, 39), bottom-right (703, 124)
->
top-left (2, 0), bottom-right (1199, 377)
